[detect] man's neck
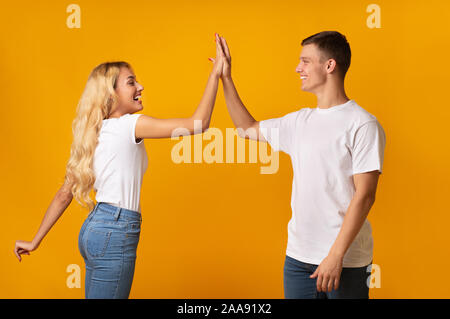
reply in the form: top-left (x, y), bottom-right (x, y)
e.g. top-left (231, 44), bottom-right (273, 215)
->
top-left (315, 82), bottom-right (349, 109)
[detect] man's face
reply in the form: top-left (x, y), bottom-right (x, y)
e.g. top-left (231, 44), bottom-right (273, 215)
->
top-left (295, 44), bottom-right (329, 93)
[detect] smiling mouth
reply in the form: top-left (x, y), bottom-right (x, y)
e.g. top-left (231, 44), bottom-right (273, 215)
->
top-left (300, 76), bottom-right (307, 80)
top-left (133, 95), bottom-right (142, 102)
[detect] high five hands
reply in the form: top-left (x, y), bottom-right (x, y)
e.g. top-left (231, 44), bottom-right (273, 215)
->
top-left (209, 33), bottom-right (231, 80)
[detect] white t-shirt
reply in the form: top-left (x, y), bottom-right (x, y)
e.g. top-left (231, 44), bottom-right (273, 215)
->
top-left (93, 113), bottom-right (148, 213)
top-left (259, 99), bottom-right (386, 267)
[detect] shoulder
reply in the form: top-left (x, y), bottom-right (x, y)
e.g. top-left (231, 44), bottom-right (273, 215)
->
top-left (275, 107), bottom-right (313, 121)
top-left (260, 107), bottom-right (311, 129)
top-left (347, 101), bottom-right (380, 128)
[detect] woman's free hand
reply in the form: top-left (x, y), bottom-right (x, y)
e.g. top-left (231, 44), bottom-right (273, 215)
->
top-left (14, 240), bottom-right (37, 262)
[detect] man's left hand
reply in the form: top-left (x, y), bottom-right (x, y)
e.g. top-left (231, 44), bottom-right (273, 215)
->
top-left (310, 253), bottom-right (344, 292)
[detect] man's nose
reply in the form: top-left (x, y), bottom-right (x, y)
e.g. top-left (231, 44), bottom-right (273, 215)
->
top-left (295, 64), bottom-right (302, 73)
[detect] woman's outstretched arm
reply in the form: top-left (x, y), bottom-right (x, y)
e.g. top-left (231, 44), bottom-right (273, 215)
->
top-left (135, 33), bottom-right (225, 139)
top-left (14, 182), bottom-right (73, 261)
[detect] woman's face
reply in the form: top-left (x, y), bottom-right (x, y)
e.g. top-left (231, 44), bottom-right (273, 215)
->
top-left (113, 67), bottom-right (144, 116)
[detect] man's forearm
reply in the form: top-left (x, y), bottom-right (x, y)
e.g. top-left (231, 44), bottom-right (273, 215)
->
top-left (222, 76), bottom-right (256, 129)
top-left (328, 194), bottom-right (375, 259)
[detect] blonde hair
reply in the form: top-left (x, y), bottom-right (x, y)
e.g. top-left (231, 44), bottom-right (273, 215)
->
top-left (63, 61), bottom-right (132, 212)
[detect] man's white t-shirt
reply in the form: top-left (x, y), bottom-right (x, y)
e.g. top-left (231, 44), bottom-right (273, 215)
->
top-left (259, 99), bottom-right (386, 267)
top-left (93, 113), bottom-right (148, 213)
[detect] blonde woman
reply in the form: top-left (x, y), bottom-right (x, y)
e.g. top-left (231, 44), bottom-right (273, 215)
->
top-left (14, 34), bottom-right (225, 298)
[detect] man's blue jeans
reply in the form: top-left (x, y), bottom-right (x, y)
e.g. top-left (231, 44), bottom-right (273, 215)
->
top-left (283, 255), bottom-right (371, 299)
top-left (78, 202), bottom-right (142, 299)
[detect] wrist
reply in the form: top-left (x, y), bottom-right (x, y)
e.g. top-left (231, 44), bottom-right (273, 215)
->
top-left (31, 238), bottom-right (40, 250)
top-left (222, 74), bottom-right (232, 81)
top-left (210, 71), bottom-right (221, 81)
top-left (329, 247), bottom-right (345, 260)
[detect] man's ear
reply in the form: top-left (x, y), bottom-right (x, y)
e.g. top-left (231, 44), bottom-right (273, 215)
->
top-left (326, 59), bottom-right (337, 74)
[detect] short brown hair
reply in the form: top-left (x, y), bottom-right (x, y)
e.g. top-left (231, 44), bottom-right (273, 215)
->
top-left (301, 31), bottom-right (351, 79)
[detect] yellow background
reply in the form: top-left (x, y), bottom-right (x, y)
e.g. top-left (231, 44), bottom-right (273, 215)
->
top-left (1, 0), bottom-right (449, 298)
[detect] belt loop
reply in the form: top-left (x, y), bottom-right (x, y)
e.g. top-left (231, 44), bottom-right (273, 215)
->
top-left (114, 206), bottom-right (121, 220)
top-left (89, 202), bottom-right (100, 218)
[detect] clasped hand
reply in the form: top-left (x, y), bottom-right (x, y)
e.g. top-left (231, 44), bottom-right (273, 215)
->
top-left (209, 33), bottom-right (231, 79)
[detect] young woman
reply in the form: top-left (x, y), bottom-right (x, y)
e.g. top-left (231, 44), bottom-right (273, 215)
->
top-left (14, 33), bottom-right (225, 299)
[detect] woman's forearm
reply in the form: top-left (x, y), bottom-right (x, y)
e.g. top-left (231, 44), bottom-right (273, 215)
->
top-left (31, 190), bottom-right (72, 249)
top-left (191, 71), bottom-right (220, 131)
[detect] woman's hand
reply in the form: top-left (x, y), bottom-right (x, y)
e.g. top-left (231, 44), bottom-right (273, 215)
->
top-left (209, 33), bottom-right (226, 79)
top-left (14, 240), bottom-right (37, 262)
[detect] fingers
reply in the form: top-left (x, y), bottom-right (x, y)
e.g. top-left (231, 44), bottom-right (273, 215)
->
top-left (334, 278), bottom-right (340, 291)
top-left (327, 277), bottom-right (334, 292)
top-left (316, 274), bottom-right (323, 292)
top-left (220, 36), bottom-right (231, 60)
top-left (215, 33), bottom-right (223, 58)
top-left (215, 34), bottom-right (226, 58)
top-left (315, 275), bottom-right (339, 292)
top-left (14, 241), bottom-right (32, 262)
top-left (14, 248), bottom-right (21, 261)
top-left (14, 246), bottom-right (23, 261)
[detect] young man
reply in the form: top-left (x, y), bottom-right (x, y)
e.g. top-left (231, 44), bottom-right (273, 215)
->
top-left (216, 31), bottom-right (386, 299)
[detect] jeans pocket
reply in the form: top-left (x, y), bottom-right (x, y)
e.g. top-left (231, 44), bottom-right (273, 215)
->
top-left (86, 227), bottom-right (112, 258)
top-left (127, 221), bottom-right (141, 238)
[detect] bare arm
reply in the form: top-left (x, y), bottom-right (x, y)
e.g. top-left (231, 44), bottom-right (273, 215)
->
top-left (328, 170), bottom-right (379, 258)
top-left (14, 183), bottom-right (73, 261)
top-left (218, 36), bottom-right (266, 142)
top-left (311, 170), bottom-right (380, 292)
top-left (135, 72), bottom-right (220, 138)
top-left (135, 34), bottom-right (224, 139)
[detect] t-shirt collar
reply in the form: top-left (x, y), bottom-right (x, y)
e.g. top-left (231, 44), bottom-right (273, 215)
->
top-left (315, 99), bottom-right (353, 114)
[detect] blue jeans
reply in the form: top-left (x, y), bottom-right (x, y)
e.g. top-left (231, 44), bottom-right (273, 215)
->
top-left (78, 202), bottom-right (142, 299)
top-left (283, 255), bottom-right (371, 299)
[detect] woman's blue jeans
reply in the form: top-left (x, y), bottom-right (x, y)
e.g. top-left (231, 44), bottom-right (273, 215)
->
top-left (283, 255), bottom-right (371, 299)
top-left (78, 202), bottom-right (142, 299)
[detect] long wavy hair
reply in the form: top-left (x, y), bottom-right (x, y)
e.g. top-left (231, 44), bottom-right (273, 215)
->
top-left (63, 61), bottom-right (132, 212)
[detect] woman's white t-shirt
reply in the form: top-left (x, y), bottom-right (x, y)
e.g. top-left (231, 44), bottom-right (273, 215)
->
top-left (259, 100), bottom-right (386, 267)
top-left (93, 113), bottom-right (148, 213)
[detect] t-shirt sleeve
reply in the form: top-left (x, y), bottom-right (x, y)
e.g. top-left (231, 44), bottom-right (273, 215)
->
top-left (124, 113), bottom-right (144, 145)
top-left (259, 111), bottom-right (299, 155)
top-left (352, 120), bottom-right (386, 175)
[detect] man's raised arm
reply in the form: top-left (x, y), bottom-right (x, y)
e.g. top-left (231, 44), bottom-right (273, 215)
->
top-left (218, 36), bottom-right (266, 142)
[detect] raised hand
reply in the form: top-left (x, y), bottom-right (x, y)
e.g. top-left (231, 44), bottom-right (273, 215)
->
top-left (218, 36), bottom-right (231, 79)
top-left (209, 33), bottom-right (226, 79)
